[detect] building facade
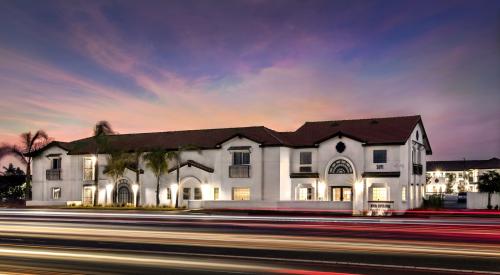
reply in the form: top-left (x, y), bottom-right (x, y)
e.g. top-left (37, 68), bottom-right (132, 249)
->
top-left (28, 115), bottom-right (432, 215)
top-left (426, 158), bottom-right (500, 194)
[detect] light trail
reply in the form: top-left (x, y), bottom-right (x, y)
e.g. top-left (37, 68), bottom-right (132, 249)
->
top-left (1, 209), bottom-right (500, 226)
top-left (0, 221), bottom-right (499, 258)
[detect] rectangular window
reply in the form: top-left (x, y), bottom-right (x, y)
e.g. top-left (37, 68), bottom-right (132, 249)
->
top-left (83, 187), bottom-right (93, 205)
top-left (232, 187), bottom-right (250, 200)
top-left (402, 186), bottom-right (407, 202)
top-left (52, 187), bottom-right (61, 200)
top-left (298, 187), bottom-right (313, 201)
top-left (194, 187), bottom-right (202, 200)
top-left (214, 187), bottom-right (219, 200)
top-left (300, 152), bottom-right (312, 165)
top-left (373, 150), bottom-right (387, 163)
top-left (52, 158), bottom-right (61, 170)
top-left (299, 152), bottom-right (312, 173)
top-left (183, 188), bottom-right (191, 200)
top-left (233, 152), bottom-right (250, 165)
top-left (83, 158), bottom-right (94, 181)
top-left (331, 187), bottom-right (351, 202)
top-left (167, 188), bottom-right (172, 200)
top-left (372, 187), bottom-right (387, 201)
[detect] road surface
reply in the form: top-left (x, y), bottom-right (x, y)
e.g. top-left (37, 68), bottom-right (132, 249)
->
top-left (0, 209), bottom-right (498, 274)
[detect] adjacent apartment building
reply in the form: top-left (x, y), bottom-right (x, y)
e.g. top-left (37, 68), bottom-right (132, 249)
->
top-left (28, 115), bottom-right (431, 215)
top-left (426, 158), bottom-right (500, 194)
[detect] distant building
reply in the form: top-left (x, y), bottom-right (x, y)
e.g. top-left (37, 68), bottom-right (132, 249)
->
top-left (426, 158), bottom-right (500, 194)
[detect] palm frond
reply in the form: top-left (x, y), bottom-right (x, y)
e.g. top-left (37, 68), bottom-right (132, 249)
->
top-left (0, 144), bottom-right (27, 165)
top-left (94, 121), bottom-right (116, 136)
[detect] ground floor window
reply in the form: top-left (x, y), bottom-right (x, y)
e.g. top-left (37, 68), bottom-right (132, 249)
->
top-left (83, 187), bottom-right (93, 205)
top-left (118, 186), bottom-right (131, 204)
top-left (214, 187), bottom-right (220, 200)
top-left (167, 188), bottom-right (171, 200)
top-left (51, 187), bottom-right (61, 199)
top-left (298, 187), bottom-right (313, 200)
top-left (331, 187), bottom-right (351, 202)
top-left (401, 186), bottom-right (407, 202)
top-left (194, 187), bottom-right (202, 200)
top-left (183, 188), bottom-right (191, 200)
top-left (372, 187), bottom-right (387, 201)
top-left (232, 187), bottom-right (250, 200)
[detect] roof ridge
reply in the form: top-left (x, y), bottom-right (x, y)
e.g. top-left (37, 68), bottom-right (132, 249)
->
top-left (302, 115), bottom-right (421, 125)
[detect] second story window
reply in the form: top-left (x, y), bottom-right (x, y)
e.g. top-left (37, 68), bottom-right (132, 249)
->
top-left (230, 151), bottom-right (250, 178)
top-left (83, 157), bottom-right (94, 181)
top-left (233, 152), bottom-right (250, 165)
top-left (373, 150), bottom-right (387, 164)
top-left (299, 152), bottom-right (312, 172)
top-left (51, 158), bottom-right (61, 170)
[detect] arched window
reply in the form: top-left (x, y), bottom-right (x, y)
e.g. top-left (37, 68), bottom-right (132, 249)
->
top-left (328, 159), bottom-right (353, 174)
top-left (118, 186), bottom-right (131, 204)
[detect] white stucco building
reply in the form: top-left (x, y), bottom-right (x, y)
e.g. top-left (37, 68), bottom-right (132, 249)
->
top-left (426, 158), bottom-right (500, 194)
top-left (28, 115), bottom-right (432, 215)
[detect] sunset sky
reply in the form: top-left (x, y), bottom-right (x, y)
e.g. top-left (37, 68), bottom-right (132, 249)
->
top-left (0, 0), bottom-right (499, 167)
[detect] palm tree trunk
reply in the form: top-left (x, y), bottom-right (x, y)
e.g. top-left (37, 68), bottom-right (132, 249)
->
top-left (488, 192), bottom-right (492, 209)
top-left (25, 161), bottom-right (31, 200)
top-left (93, 157), bottom-right (99, 206)
top-left (156, 176), bottom-right (160, 206)
top-left (175, 161), bottom-right (180, 208)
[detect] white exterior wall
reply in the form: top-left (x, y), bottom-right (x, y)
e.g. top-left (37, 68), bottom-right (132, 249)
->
top-left (29, 124), bottom-right (429, 215)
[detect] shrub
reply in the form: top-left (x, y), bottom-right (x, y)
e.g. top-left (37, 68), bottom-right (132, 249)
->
top-left (423, 194), bottom-right (444, 209)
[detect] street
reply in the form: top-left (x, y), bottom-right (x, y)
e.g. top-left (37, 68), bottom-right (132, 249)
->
top-left (0, 209), bottom-right (499, 274)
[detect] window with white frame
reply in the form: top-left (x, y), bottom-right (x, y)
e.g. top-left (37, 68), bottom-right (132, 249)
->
top-left (83, 157), bottom-right (94, 181)
top-left (401, 186), bottom-right (407, 202)
top-left (194, 187), bottom-right (202, 200)
top-left (299, 152), bottom-right (312, 172)
top-left (371, 187), bottom-right (387, 201)
top-left (167, 188), bottom-right (172, 200)
top-left (214, 187), bottom-right (219, 200)
top-left (232, 187), bottom-right (250, 200)
top-left (331, 187), bottom-right (352, 202)
top-left (298, 187), bottom-right (313, 201)
top-left (232, 152), bottom-right (250, 165)
top-left (51, 187), bottom-right (61, 199)
top-left (183, 188), bottom-right (191, 200)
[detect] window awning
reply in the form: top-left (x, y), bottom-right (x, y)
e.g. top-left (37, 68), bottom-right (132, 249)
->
top-left (227, 146), bottom-right (251, 151)
top-left (290, 172), bottom-right (320, 178)
top-left (45, 153), bottom-right (62, 158)
top-left (362, 172), bottom-right (400, 178)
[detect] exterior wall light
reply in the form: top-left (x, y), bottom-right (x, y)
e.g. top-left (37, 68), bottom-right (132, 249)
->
top-left (132, 184), bottom-right (139, 207)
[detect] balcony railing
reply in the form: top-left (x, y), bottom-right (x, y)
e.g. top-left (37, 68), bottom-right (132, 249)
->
top-left (46, 169), bottom-right (61, 181)
top-left (229, 165), bottom-right (250, 178)
top-left (412, 163), bottom-right (423, 175)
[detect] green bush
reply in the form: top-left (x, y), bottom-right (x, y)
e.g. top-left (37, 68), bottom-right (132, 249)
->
top-left (423, 194), bottom-right (444, 209)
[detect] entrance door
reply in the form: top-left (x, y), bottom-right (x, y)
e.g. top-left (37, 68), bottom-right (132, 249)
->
top-left (117, 186), bottom-right (131, 205)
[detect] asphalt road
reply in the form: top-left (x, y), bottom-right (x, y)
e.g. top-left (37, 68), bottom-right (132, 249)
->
top-left (0, 209), bottom-right (499, 275)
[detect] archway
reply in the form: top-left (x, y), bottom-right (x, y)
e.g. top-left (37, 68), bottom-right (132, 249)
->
top-left (178, 176), bottom-right (203, 207)
top-left (324, 157), bottom-right (356, 202)
top-left (116, 178), bottom-right (132, 205)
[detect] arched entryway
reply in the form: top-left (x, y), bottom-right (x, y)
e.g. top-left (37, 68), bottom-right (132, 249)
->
top-left (178, 176), bottom-right (202, 207)
top-left (116, 179), bottom-right (132, 205)
top-left (324, 158), bottom-right (356, 203)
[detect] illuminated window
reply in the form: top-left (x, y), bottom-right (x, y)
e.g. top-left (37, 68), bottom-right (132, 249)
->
top-left (214, 187), bottom-right (219, 200)
top-left (51, 187), bottom-right (61, 199)
top-left (372, 187), bottom-right (387, 201)
top-left (331, 187), bottom-right (351, 202)
top-left (298, 187), bottom-right (313, 201)
top-left (232, 187), bottom-right (250, 200)
top-left (328, 160), bottom-right (353, 174)
top-left (83, 187), bottom-right (93, 205)
top-left (183, 188), bottom-right (191, 200)
top-left (194, 187), bottom-right (202, 200)
top-left (401, 186), bottom-right (407, 202)
top-left (83, 157), bottom-right (94, 181)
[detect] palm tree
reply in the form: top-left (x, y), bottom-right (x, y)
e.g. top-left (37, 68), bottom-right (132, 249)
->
top-left (129, 150), bottom-right (143, 206)
top-left (477, 171), bottom-right (500, 209)
top-left (143, 149), bottom-right (169, 206)
top-left (0, 130), bottom-right (49, 200)
top-left (104, 151), bottom-right (129, 205)
top-left (92, 121), bottom-right (116, 206)
top-left (168, 145), bottom-right (201, 208)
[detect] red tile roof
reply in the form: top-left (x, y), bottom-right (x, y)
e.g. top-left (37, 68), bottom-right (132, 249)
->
top-left (31, 115), bottom-right (431, 155)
